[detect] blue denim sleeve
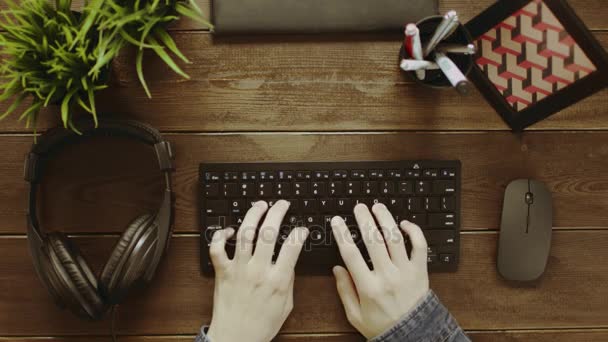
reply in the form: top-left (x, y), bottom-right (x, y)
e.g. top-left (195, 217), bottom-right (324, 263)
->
top-left (195, 291), bottom-right (469, 342)
top-left (195, 326), bottom-right (211, 342)
top-left (369, 290), bottom-right (470, 342)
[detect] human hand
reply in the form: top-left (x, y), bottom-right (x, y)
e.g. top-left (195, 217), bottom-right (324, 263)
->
top-left (207, 200), bottom-right (309, 342)
top-left (331, 203), bottom-right (430, 339)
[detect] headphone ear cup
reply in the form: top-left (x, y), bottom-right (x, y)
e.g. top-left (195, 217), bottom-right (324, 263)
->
top-left (47, 233), bottom-right (106, 319)
top-left (100, 214), bottom-right (157, 303)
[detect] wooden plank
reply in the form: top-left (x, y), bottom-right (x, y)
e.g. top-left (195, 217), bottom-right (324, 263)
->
top-left (1, 132), bottom-right (607, 234)
top-left (1, 31), bottom-right (607, 133)
top-left (0, 231), bottom-right (607, 335)
top-left (2, 0), bottom-right (606, 30)
top-left (4, 330), bottom-right (608, 341)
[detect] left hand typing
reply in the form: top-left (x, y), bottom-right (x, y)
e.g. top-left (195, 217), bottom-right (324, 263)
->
top-left (206, 200), bottom-right (309, 342)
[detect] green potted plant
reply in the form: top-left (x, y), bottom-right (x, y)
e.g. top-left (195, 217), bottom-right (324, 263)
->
top-left (85, 0), bottom-right (212, 97)
top-left (0, 0), bottom-right (118, 133)
top-left (0, 0), bottom-right (211, 133)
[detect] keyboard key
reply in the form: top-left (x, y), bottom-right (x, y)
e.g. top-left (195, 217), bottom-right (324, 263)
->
top-left (319, 199), bottom-right (334, 213)
top-left (407, 197), bottom-right (424, 212)
top-left (287, 199), bottom-right (299, 211)
top-left (278, 171), bottom-right (294, 180)
top-left (296, 171), bottom-right (312, 180)
top-left (416, 181), bottom-right (431, 194)
top-left (240, 172), bottom-right (257, 181)
top-left (423, 169), bottom-right (438, 178)
top-left (204, 172), bottom-right (221, 182)
top-left (223, 183), bottom-right (238, 197)
top-left (406, 169), bottom-right (421, 178)
top-left (354, 198), bottom-right (371, 206)
top-left (387, 198), bottom-right (404, 212)
top-left (440, 254), bottom-right (454, 263)
top-left (204, 183), bottom-right (219, 197)
top-left (424, 197), bottom-right (441, 212)
top-left (229, 200), bottom-right (246, 215)
top-left (294, 182), bottom-right (309, 196)
top-left (429, 213), bottom-right (456, 228)
top-left (398, 181), bottom-right (414, 195)
top-left (205, 200), bottom-right (228, 215)
top-left (440, 169), bottom-right (456, 178)
top-left (427, 254), bottom-right (438, 264)
top-left (275, 182), bottom-right (292, 197)
top-left (425, 230), bottom-right (456, 245)
top-left (332, 170), bottom-right (348, 179)
top-left (240, 183), bottom-right (254, 196)
top-left (314, 171), bottom-right (330, 180)
top-left (336, 198), bottom-right (353, 212)
top-left (224, 172), bottom-right (238, 181)
top-left (351, 170), bottom-right (366, 179)
top-left (369, 170), bottom-right (385, 179)
top-left (380, 181), bottom-right (395, 195)
top-left (433, 180), bottom-right (456, 194)
top-left (409, 213), bottom-right (427, 227)
top-left (388, 170), bottom-right (402, 179)
top-left (287, 215), bottom-right (304, 227)
top-left (441, 197), bottom-right (455, 211)
top-left (259, 171), bottom-right (276, 181)
top-left (346, 181), bottom-right (361, 196)
top-left (301, 199), bottom-right (319, 213)
top-left (363, 181), bottom-right (378, 195)
top-left (258, 183), bottom-right (273, 197)
top-left (304, 215), bottom-right (323, 227)
top-left (329, 181), bottom-right (344, 196)
top-left (311, 182), bottom-right (326, 196)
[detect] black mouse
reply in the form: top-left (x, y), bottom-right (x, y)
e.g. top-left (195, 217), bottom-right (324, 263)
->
top-left (498, 179), bottom-right (553, 282)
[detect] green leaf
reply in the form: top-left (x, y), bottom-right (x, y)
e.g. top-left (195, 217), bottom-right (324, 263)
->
top-left (18, 100), bottom-right (43, 122)
top-left (136, 48), bottom-right (152, 98)
top-left (0, 92), bottom-right (27, 120)
top-left (176, 3), bottom-right (213, 28)
top-left (147, 36), bottom-right (190, 80)
top-left (74, 0), bottom-right (104, 45)
top-left (87, 87), bottom-right (98, 127)
top-left (154, 28), bottom-right (190, 63)
top-left (60, 88), bottom-right (78, 128)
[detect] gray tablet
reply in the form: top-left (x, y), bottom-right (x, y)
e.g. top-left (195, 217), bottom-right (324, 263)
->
top-left (211, 0), bottom-right (438, 34)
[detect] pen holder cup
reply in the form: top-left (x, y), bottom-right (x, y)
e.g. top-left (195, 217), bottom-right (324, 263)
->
top-left (400, 15), bottom-right (474, 89)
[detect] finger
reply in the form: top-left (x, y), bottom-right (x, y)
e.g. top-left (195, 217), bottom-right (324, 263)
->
top-left (209, 228), bottom-right (235, 272)
top-left (400, 220), bottom-right (428, 266)
top-left (331, 216), bottom-right (369, 283)
top-left (235, 201), bottom-right (268, 262)
top-left (353, 204), bottom-right (391, 270)
top-left (253, 200), bottom-right (290, 264)
top-left (333, 266), bottom-right (362, 325)
top-left (372, 203), bottom-right (408, 266)
top-left (276, 227), bottom-right (309, 271)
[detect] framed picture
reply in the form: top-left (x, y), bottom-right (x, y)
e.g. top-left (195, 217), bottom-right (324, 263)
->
top-left (465, 0), bottom-right (608, 131)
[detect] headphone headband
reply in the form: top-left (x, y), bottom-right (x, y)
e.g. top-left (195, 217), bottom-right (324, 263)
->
top-left (25, 119), bottom-right (175, 298)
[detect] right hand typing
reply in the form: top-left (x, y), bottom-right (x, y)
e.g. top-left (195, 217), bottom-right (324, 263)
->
top-left (330, 203), bottom-right (430, 339)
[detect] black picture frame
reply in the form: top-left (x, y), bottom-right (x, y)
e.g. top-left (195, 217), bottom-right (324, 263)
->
top-left (465, 0), bottom-right (608, 131)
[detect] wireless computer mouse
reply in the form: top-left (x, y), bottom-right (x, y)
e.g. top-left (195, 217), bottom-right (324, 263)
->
top-left (498, 179), bottom-right (553, 282)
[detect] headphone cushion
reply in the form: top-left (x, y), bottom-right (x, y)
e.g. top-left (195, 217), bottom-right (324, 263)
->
top-left (48, 233), bottom-right (106, 319)
top-left (100, 214), bottom-right (155, 294)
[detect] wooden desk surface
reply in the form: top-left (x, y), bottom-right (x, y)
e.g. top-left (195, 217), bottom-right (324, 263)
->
top-left (1, 1), bottom-right (608, 341)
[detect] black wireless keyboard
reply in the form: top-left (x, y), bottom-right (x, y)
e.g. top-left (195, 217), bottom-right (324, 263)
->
top-left (200, 161), bottom-right (461, 275)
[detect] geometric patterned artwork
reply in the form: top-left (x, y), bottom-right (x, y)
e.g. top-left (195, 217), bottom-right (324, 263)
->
top-left (475, 0), bottom-right (597, 111)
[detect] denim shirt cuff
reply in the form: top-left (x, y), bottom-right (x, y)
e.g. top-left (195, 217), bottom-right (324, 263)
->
top-left (195, 326), bottom-right (211, 342)
top-left (369, 290), bottom-right (465, 342)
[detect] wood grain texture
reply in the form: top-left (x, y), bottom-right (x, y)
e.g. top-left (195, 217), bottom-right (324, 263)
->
top-left (1, 132), bottom-right (607, 234)
top-left (1, 231), bottom-right (607, 336)
top-left (2, 0), bottom-right (605, 30)
top-left (5, 330), bottom-right (608, 341)
top-left (1, 32), bottom-right (608, 133)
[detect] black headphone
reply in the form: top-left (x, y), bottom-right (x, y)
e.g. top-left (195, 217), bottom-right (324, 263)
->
top-left (24, 119), bottom-right (175, 320)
